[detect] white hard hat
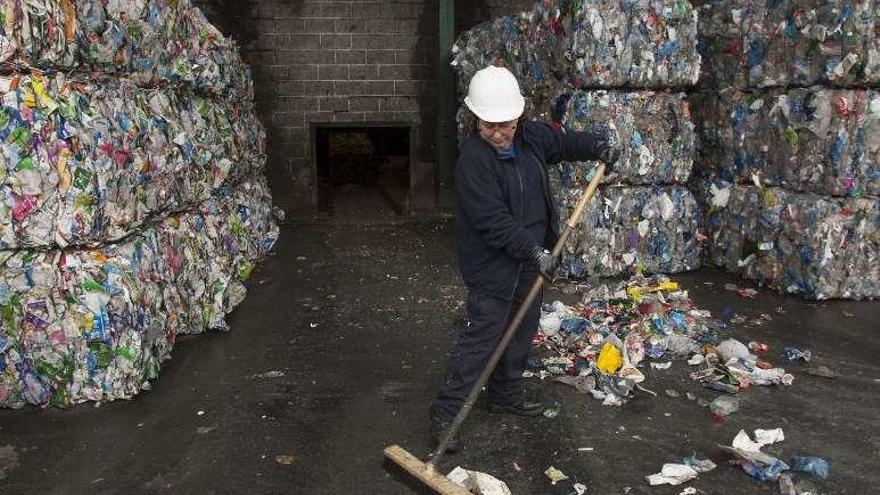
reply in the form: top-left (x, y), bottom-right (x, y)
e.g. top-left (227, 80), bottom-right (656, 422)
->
top-left (464, 65), bottom-right (525, 123)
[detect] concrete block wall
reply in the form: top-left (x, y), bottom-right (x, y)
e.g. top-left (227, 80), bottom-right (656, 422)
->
top-left (194, 0), bottom-right (535, 212)
top-left (456, 0), bottom-right (535, 33)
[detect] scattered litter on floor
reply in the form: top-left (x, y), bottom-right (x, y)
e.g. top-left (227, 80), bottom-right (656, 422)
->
top-left (716, 427), bottom-right (830, 488)
top-left (448, 466), bottom-right (512, 495)
top-left (274, 454), bottom-right (295, 465)
top-left (545, 466), bottom-right (570, 485)
top-left (528, 275), bottom-right (793, 408)
top-left (252, 371), bottom-right (285, 379)
top-left (542, 403), bottom-right (561, 418)
top-left (789, 456), bottom-right (830, 480)
top-left (725, 284), bottom-right (758, 300)
top-left (709, 395), bottom-right (740, 420)
top-left (645, 463), bottom-right (699, 486)
top-left (784, 348), bottom-right (812, 363)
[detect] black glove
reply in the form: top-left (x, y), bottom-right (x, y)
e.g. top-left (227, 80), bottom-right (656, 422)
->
top-left (596, 138), bottom-right (619, 172)
top-left (530, 247), bottom-right (558, 280)
top-left (594, 129), bottom-right (619, 172)
top-left (599, 143), bottom-right (620, 168)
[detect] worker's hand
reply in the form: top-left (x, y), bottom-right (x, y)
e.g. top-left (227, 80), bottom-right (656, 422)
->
top-left (599, 137), bottom-right (620, 175)
top-left (530, 247), bottom-right (558, 280)
top-left (599, 143), bottom-right (620, 169)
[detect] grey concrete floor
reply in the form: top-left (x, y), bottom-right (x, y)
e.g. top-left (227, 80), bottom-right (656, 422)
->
top-left (0, 218), bottom-right (878, 494)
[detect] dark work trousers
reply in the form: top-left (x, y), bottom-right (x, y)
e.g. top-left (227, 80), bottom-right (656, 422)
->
top-left (430, 269), bottom-right (543, 422)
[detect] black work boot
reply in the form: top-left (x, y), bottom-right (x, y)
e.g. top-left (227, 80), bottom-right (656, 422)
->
top-left (487, 398), bottom-right (545, 417)
top-left (429, 417), bottom-right (460, 453)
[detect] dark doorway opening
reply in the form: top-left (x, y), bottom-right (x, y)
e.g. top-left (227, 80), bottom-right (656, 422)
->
top-left (314, 125), bottom-right (412, 218)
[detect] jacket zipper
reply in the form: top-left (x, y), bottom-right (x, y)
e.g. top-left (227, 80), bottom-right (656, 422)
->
top-left (510, 158), bottom-right (525, 299)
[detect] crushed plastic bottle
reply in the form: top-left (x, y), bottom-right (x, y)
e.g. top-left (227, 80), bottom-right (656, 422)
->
top-left (709, 395), bottom-right (741, 419)
top-left (784, 347), bottom-right (813, 363)
top-left (789, 456), bottom-right (830, 480)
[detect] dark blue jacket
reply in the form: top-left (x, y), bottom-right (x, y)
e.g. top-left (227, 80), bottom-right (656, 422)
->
top-left (455, 120), bottom-right (608, 298)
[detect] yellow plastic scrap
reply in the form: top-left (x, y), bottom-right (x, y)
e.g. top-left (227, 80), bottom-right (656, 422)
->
top-left (31, 79), bottom-right (59, 114)
top-left (56, 149), bottom-right (72, 194)
top-left (762, 188), bottom-right (779, 207)
top-left (626, 280), bottom-right (680, 302)
top-left (596, 341), bottom-right (623, 374)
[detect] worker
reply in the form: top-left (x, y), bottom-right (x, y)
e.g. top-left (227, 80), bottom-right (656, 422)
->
top-left (429, 65), bottom-right (618, 452)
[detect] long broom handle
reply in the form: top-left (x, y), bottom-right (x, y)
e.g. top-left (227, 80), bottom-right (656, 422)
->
top-left (427, 164), bottom-right (606, 470)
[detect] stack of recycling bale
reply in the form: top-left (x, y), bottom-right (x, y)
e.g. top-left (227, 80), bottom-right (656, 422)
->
top-left (693, 0), bottom-right (880, 299)
top-left (452, 0), bottom-right (704, 277)
top-left (0, 0), bottom-right (278, 408)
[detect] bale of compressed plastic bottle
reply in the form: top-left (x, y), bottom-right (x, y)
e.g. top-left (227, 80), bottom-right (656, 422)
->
top-left (452, 0), bottom-right (701, 95)
top-left (692, 88), bottom-right (880, 198)
top-left (0, 73), bottom-right (266, 250)
top-left (551, 90), bottom-right (695, 186)
top-left (0, 0), bottom-right (276, 409)
top-left (0, 0), bottom-right (252, 98)
top-left (0, 178), bottom-right (279, 408)
top-left (552, 181), bottom-right (703, 277)
top-left (697, 0), bottom-right (880, 89)
top-left (703, 182), bottom-right (880, 299)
